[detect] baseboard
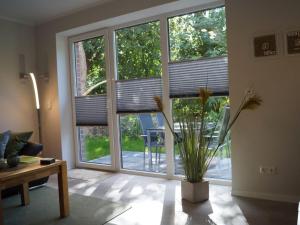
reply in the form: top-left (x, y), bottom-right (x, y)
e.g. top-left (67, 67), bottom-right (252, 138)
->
top-left (208, 178), bottom-right (232, 186)
top-left (232, 189), bottom-right (300, 203)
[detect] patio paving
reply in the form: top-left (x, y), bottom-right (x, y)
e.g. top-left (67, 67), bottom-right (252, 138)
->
top-left (89, 151), bottom-right (232, 180)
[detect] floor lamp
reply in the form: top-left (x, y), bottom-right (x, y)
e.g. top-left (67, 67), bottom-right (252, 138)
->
top-left (19, 54), bottom-right (42, 143)
top-left (28, 72), bottom-right (42, 143)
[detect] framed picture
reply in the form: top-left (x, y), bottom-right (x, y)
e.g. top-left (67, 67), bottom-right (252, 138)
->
top-left (253, 34), bottom-right (278, 57)
top-left (285, 30), bottom-right (300, 55)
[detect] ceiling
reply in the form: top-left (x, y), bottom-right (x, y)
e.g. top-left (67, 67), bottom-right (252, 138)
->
top-left (0, 0), bottom-right (113, 25)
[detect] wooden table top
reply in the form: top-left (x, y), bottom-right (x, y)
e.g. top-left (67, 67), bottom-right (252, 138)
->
top-left (0, 158), bottom-right (64, 182)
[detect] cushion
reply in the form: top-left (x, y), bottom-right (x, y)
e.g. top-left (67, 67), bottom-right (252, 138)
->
top-left (4, 131), bottom-right (33, 158)
top-left (20, 142), bottom-right (43, 156)
top-left (0, 131), bottom-right (10, 158)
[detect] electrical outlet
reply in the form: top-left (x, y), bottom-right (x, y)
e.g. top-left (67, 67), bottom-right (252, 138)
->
top-left (259, 166), bottom-right (266, 174)
top-left (259, 166), bottom-right (278, 175)
top-left (269, 166), bottom-right (277, 175)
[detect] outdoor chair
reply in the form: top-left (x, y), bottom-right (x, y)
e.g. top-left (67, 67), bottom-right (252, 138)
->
top-left (156, 113), bottom-right (164, 127)
top-left (155, 113), bottom-right (165, 162)
top-left (138, 114), bottom-right (165, 166)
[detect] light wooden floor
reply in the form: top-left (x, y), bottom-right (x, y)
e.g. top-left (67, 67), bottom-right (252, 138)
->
top-left (47, 169), bottom-right (298, 225)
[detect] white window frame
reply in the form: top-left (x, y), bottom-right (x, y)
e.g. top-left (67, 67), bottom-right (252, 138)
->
top-left (68, 1), bottom-right (231, 185)
top-left (69, 29), bottom-right (116, 171)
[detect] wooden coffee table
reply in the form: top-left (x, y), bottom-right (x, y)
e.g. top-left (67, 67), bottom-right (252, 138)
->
top-left (0, 159), bottom-right (69, 224)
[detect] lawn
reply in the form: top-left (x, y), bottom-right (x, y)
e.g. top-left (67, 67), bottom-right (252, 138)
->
top-left (85, 136), bottom-right (110, 160)
top-left (85, 135), bottom-right (230, 161)
top-left (85, 135), bottom-right (145, 160)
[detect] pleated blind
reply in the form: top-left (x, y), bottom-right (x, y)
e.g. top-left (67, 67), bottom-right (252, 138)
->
top-left (168, 56), bottom-right (229, 98)
top-left (75, 95), bottom-right (108, 126)
top-left (116, 77), bottom-right (162, 113)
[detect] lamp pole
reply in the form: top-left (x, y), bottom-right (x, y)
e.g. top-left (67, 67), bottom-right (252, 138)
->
top-left (37, 108), bottom-right (42, 143)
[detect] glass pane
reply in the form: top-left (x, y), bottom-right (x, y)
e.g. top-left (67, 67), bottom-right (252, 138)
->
top-left (168, 7), bottom-right (227, 62)
top-left (116, 21), bottom-right (162, 80)
top-left (116, 21), bottom-right (164, 173)
top-left (120, 113), bottom-right (166, 173)
top-left (74, 36), bottom-right (106, 96)
top-left (74, 35), bottom-right (111, 165)
top-left (78, 126), bottom-right (111, 164)
top-left (173, 96), bottom-right (231, 180)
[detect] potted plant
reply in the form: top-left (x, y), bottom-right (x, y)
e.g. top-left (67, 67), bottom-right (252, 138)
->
top-left (154, 88), bottom-right (261, 203)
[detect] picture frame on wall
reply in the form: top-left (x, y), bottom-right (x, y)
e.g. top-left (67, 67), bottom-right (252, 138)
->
top-left (285, 30), bottom-right (300, 56)
top-left (253, 34), bottom-right (278, 58)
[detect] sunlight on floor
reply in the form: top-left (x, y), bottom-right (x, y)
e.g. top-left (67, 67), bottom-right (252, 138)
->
top-left (47, 170), bottom-right (298, 225)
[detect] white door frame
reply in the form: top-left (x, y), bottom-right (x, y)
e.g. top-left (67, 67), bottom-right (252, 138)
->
top-left (69, 28), bottom-right (116, 171)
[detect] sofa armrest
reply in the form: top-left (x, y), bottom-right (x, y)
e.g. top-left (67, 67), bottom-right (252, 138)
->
top-left (19, 142), bottom-right (43, 156)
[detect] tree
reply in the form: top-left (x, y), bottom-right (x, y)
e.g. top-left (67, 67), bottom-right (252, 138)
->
top-left (80, 36), bottom-right (106, 95)
top-left (79, 6), bottom-right (227, 93)
top-left (78, 6), bottom-right (228, 120)
top-left (116, 21), bottom-right (162, 80)
top-left (169, 7), bottom-right (226, 62)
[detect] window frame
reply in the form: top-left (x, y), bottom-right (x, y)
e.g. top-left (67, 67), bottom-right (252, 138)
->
top-left (69, 29), bottom-right (116, 171)
top-left (68, 1), bottom-right (231, 185)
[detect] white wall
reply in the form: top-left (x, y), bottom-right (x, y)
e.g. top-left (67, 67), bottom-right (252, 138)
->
top-left (0, 19), bottom-right (38, 141)
top-left (227, 0), bottom-right (300, 202)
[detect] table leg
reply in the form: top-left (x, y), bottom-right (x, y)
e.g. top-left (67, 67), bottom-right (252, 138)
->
top-left (57, 162), bottom-right (69, 218)
top-left (20, 183), bottom-right (30, 206)
top-left (147, 130), bottom-right (152, 168)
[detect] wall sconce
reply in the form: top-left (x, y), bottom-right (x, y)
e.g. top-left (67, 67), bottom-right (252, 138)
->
top-left (19, 54), bottom-right (42, 143)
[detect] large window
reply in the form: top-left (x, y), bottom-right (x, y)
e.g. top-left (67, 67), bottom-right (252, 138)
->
top-left (71, 5), bottom-right (229, 179)
top-left (74, 35), bottom-right (111, 165)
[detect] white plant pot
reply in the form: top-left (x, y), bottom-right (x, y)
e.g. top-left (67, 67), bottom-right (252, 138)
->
top-left (181, 180), bottom-right (209, 203)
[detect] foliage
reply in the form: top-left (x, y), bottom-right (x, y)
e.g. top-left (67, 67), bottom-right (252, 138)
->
top-left (172, 96), bottom-right (229, 123)
top-left (116, 21), bottom-right (162, 80)
top-left (78, 6), bottom-right (227, 94)
top-left (155, 89), bottom-right (261, 183)
top-left (169, 7), bottom-right (227, 61)
top-left (120, 136), bottom-right (145, 151)
top-left (80, 6), bottom-right (231, 164)
top-left (85, 135), bottom-right (110, 160)
top-left (79, 37), bottom-right (106, 95)
top-left (119, 115), bottom-right (142, 138)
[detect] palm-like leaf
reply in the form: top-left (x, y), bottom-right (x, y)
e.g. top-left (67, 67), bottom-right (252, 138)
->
top-left (154, 88), bottom-right (261, 183)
